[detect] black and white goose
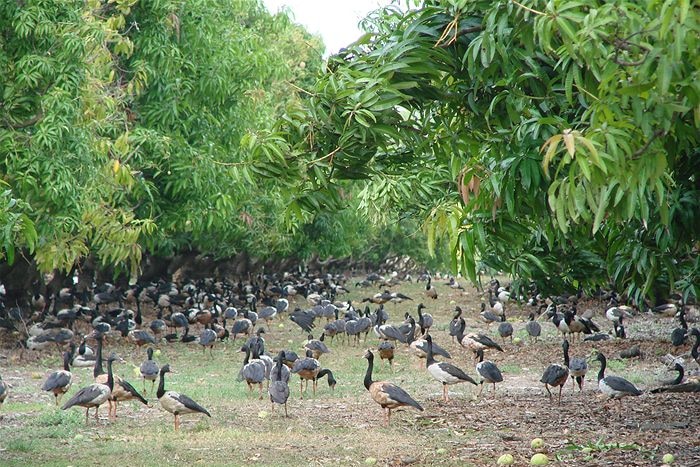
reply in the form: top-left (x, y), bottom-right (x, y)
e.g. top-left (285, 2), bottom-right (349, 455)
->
top-left (540, 342), bottom-right (570, 404)
top-left (670, 308), bottom-right (688, 347)
top-left (157, 364), bottom-right (211, 430)
top-left (258, 305), bottom-right (278, 330)
top-left (198, 324), bottom-right (217, 356)
top-left (417, 303), bottom-right (433, 335)
top-left (475, 348), bottom-right (503, 397)
top-left (42, 351), bottom-right (73, 406)
top-left (425, 335), bottom-right (476, 402)
top-left (595, 352), bottom-right (642, 414)
top-left (690, 328), bottom-right (700, 365)
top-left (424, 277), bottom-right (438, 300)
top-left (269, 353), bottom-right (290, 417)
top-left (71, 339), bottom-right (96, 368)
top-left (239, 345), bottom-right (266, 399)
top-left (563, 339), bottom-right (587, 391)
top-left (448, 306), bottom-right (463, 343)
top-left (651, 363), bottom-right (700, 393)
top-left (62, 353), bottom-right (115, 423)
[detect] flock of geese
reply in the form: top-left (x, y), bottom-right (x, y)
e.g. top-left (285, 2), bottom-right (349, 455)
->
top-left (0, 273), bottom-right (698, 431)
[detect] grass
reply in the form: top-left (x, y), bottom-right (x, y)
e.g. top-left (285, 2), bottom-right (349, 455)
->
top-left (0, 276), bottom-right (693, 466)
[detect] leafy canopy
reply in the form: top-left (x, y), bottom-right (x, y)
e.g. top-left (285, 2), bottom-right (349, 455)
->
top-left (253, 0), bottom-right (699, 303)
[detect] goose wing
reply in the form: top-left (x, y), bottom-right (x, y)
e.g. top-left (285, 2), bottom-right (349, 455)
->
top-left (165, 391), bottom-right (211, 416)
top-left (42, 371), bottom-right (71, 391)
top-left (378, 382), bottom-right (423, 411)
top-left (603, 375), bottom-right (642, 395)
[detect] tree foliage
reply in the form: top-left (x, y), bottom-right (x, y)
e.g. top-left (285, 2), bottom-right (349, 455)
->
top-left (254, 0), bottom-right (699, 303)
top-left (4, 0), bottom-right (409, 280)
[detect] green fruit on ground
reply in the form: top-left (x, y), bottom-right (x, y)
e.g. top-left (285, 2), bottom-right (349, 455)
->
top-left (364, 458), bottom-right (377, 465)
top-left (662, 454), bottom-right (675, 464)
top-left (531, 438), bottom-right (545, 450)
top-left (530, 453), bottom-right (549, 465)
top-left (497, 453), bottom-right (515, 465)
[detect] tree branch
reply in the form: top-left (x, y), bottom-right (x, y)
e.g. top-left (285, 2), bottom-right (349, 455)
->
top-left (2, 111), bottom-right (44, 130)
top-left (632, 130), bottom-right (666, 159)
top-left (437, 26), bottom-right (484, 48)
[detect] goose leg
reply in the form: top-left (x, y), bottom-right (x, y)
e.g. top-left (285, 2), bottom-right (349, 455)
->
top-left (544, 384), bottom-right (552, 400)
top-left (557, 385), bottom-right (564, 405)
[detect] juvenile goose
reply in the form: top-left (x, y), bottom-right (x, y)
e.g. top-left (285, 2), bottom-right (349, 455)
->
top-left (563, 339), bottom-right (587, 391)
top-left (363, 349), bottom-right (423, 426)
top-left (62, 353), bottom-right (115, 423)
top-left (140, 347), bottom-right (159, 395)
top-left (480, 303), bottom-right (501, 326)
top-left (291, 349), bottom-right (321, 399)
top-left (475, 349), bottom-right (503, 397)
top-left (425, 335), bottom-right (476, 402)
top-left (455, 318), bottom-right (504, 358)
top-left (378, 340), bottom-right (396, 369)
top-left (595, 352), bottom-right (642, 415)
top-left (198, 324), bottom-right (217, 356)
top-left (525, 312), bottom-right (542, 343)
top-left (540, 341), bottom-right (570, 404)
top-left (93, 347), bottom-right (147, 419)
top-left (304, 333), bottom-right (331, 360)
top-left (157, 364), bottom-right (211, 430)
top-left (497, 313), bottom-right (513, 344)
top-left (106, 360), bottom-right (148, 419)
top-left (42, 351), bottom-right (73, 405)
top-left (269, 356), bottom-right (290, 417)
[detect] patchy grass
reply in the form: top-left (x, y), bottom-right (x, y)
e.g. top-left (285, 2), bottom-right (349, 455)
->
top-left (0, 276), bottom-right (698, 466)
